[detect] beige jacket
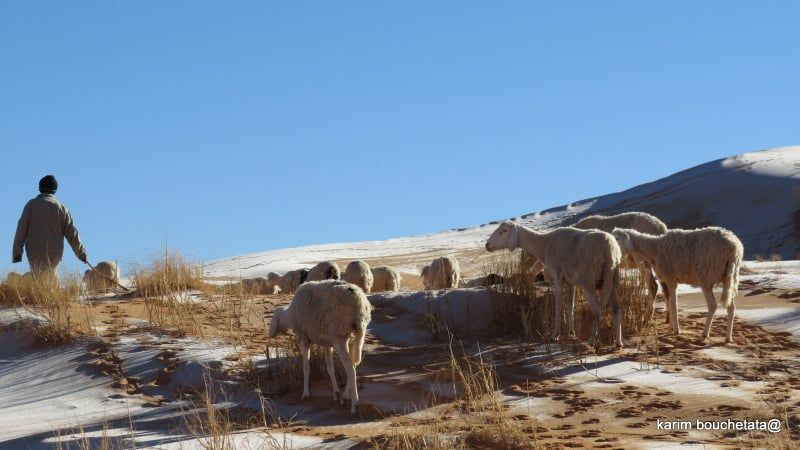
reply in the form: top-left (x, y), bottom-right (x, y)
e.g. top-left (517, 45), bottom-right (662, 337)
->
top-left (12, 193), bottom-right (87, 269)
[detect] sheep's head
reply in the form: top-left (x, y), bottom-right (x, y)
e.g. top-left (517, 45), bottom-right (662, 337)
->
top-left (268, 306), bottom-right (288, 337)
top-left (612, 228), bottom-right (638, 255)
top-left (485, 221), bottom-right (519, 252)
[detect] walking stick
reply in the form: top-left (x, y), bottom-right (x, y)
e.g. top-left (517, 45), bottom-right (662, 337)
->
top-left (85, 260), bottom-right (132, 292)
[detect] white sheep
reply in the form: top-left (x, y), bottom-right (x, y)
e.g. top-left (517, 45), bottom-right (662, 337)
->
top-left (279, 268), bottom-right (310, 294)
top-left (420, 256), bottom-right (460, 290)
top-left (343, 261), bottom-right (373, 293)
top-left (486, 222), bottom-right (623, 347)
top-left (370, 265), bottom-right (401, 292)
top-left (83, 261), bottom-right (120, 292)
top-left (573, 212), bottom-right (668, 303)
top-left (306, 261), bottom-right (341, 282)
top-left (612, 227), bottom-right (743, 343)
top-left (268, 280), bottom-right (372, 413)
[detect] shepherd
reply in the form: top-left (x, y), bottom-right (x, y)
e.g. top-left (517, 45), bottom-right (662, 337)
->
top-left (12, 175), bottom-right (88, 276)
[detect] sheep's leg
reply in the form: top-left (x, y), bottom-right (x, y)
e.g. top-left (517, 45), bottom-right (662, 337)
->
top-left (668, 282), bottom-right (680, 335)
top-left (699, 285), bottom-right (718, 341)
top-left (324, 347), bottom-right (340, 401)
top-left (565, 283), bottom-right (576, 337)
top-left (334, 340), bottom-right (359, 414)
top-left (725, 302), bottom-right (736, 344)
top-left (584, 287), bottom-right (602, 346)
top-left (661, 281), bottom-right (671, 324)
top-left (299, 341), bottom-right (311, 400)
top-left (612, 295), bottom-right (623, 349)
top-left (551, 280), bottom-right (563, 340)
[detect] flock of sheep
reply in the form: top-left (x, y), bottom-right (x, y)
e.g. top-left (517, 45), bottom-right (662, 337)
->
top-left (266, 211), bottom-right (745, 413)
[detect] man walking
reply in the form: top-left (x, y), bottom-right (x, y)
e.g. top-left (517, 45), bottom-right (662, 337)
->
top-left (12, 175), bottom-right (88, 276)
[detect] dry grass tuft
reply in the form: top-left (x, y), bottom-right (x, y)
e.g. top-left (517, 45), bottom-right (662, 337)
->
top-left (0, 271), bottom-right (87, 345)
top-left (181, 371), bottom-right (290, 450)
top-left (132, 248), bottom-right (207, 297)
top-left (372, 338), bottom-right (535, 449)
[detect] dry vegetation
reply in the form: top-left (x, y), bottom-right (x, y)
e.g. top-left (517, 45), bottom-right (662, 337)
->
top-left (0, 271), bottom-right (90, 345)
top-left (486, 250), bottom-right (654, 350)
top-left (3, 247), bottom-right (798, 448)
top-left (370, 338), bottom-right (535, 449)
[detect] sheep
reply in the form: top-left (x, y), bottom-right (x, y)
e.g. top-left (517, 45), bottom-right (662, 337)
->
top-left (574, 212), bottom-right (668, 236)
top-left (268, 280), bottom-right (371, 413)
top-left (612, 227), bottom-right (743, 343)
top-left (279, 268), bottom-right (310, 294)
top-left (420, 256), bottom-right (460, 290)
top-left (83, 261), bottom-right (120, 292)
top-left (343, 261), bottom-right (373, 293)
top-left (306, 261), bottom-right (341, 282)
top-left (370, 265), bottom-right (401, 292)
top-left (240, 276), bottom-right (280, 295)
top-left (486, 222), bottom-right (623, 347)
top-left (573, 212), bottom-right (669, 303)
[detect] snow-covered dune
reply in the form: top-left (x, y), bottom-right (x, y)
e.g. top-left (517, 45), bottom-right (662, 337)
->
top-left (205, 147), bottom-right (800, 279)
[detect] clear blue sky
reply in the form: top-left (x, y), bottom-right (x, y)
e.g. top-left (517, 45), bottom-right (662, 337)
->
top-left (2, 1), bottom-right (798, 275)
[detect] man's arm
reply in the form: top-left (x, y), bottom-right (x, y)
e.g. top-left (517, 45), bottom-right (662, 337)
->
top-left (62, 207), bottom-right (87, 263)
top-left (12, 203), bottom-right (31, 263)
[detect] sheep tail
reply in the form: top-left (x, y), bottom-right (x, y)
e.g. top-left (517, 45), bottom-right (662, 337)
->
top-left (349, 326), bottom-right (366, 366)
top-left (720, 256), bottom-right (740, 308)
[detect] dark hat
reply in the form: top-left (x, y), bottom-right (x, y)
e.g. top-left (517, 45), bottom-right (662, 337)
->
top-left (39, 175), bottom-right (58, 193)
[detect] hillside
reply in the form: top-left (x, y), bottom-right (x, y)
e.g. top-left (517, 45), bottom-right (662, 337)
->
top-left (205, 146), bottom-right (800, 279)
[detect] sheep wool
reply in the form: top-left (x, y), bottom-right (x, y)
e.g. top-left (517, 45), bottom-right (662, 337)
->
top-left (343, 260), bottom-right (373, 293)
top-left (613, 226), bottom-right (743, 343)
top-left (306, 261), bottom-right (341, 282)
top-left (573, 211), bottom-right (669, 303)
top-left (421, 256), bottom-right (460, 290)
top-left (371, 266), bottom-right (401, 292)
top-left (83, 261), bottom-right (120, 292)
top-left (268, 280), bottom-right (372, 413)
top-left (279, 268), bottom-right (309, 294)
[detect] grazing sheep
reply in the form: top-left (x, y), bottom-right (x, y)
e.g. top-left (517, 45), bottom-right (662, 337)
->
top-left (343, 261), bottom-right (373, 293)
top-left (420, 256), bottom-right (460, 290)
top-left (307, 261), bottom-right (341, 282)
top-left (486, 222), bottom-right (623, 347)
top-left (371, 266), bottom-right (401, 292)
top-left (612, 227), bottom-right (743, 343)
top-left (240, 276), bottom-right (280, 295)
top-left (574, 212), bottom-right (668, 303)
top-left (268, 280), bottom-right (371, 413)
top-left (279, 268), bottom-right (310, 294)
top-left (83, 261), bottom-right (120, 292)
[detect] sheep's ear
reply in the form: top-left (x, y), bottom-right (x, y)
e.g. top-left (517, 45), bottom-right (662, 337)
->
top-left (507, 225), bottom-right (519, 251)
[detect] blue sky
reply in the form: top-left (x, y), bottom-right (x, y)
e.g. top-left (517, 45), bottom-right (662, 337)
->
top-left (2, 1), bottom-right (798, 274)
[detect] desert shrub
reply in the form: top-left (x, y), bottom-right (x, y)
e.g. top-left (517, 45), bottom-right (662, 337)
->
top-left (131, 248), bottom-right (206, 298)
